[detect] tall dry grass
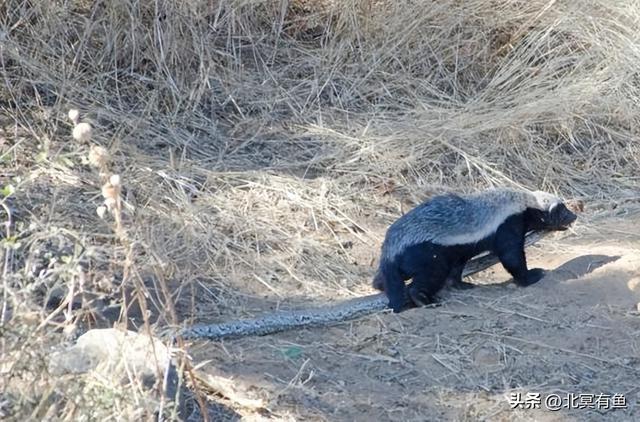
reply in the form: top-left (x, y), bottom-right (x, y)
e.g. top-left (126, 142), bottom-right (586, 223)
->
top-left (1, 0), bottom-right (639, 419)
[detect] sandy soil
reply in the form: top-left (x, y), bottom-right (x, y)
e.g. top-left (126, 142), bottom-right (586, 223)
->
top-left (189, 212), bottom-right (640, 421)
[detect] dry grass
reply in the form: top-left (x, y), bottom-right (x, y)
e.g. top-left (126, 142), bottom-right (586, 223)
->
top-left (1, 0), bottom-right (639, 420)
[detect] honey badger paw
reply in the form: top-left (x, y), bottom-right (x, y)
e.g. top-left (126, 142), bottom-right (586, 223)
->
top-left (518, 268), bottom-right (546, 286)
top-left (388, 296), bottom-right (413, 313)
top-left (408, 285), bottom-right (437, 308)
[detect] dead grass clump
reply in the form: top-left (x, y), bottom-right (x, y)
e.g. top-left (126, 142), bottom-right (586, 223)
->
top-left (1, 0), bottom-right (640, 419)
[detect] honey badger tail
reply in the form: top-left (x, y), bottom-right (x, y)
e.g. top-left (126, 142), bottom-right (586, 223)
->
top-left (372, 269), bottom-right (385, 291)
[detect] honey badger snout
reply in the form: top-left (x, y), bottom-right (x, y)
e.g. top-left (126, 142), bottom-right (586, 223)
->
top-left (548, 203), bottom-right (577, 230)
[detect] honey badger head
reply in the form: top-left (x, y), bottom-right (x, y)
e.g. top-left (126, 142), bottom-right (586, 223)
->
top-left (531, 190), bottom-right (561, 209)
top-left (528, 191), bottom-right (577, 231)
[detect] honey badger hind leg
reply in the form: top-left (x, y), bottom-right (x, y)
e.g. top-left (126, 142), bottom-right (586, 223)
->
top-left (406, 263), bottom-right (450, 307)
top-left (447, 262), bottom-right (476, 290)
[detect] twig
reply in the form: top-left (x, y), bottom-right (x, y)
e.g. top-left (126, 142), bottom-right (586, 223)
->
top-left (469, 331), bottom-right (639, 371)
top-left (431, 353), bottom-right (461, 379)
top-left (483, 304), bottom-right (550, 323)
top-left (0, 201), bottom-right (12, 327)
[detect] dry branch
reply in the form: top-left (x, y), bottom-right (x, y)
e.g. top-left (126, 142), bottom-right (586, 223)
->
top-left (179, 231), bottom-right (549, 340)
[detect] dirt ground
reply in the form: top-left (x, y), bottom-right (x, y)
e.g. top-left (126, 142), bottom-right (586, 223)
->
top-left (189, 211), bottom-right (640, 421)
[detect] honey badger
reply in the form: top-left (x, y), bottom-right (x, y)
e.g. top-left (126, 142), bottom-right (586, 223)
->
top-left (373, 188), bottom-right (577, 312)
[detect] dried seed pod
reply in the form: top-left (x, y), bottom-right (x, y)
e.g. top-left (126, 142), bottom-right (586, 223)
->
top-left (72, 122), bottom-right (93, 143)
top-left (109, 174), bottom-right (121, 187)
top-left (101, 183), bottom-right (118, 201)
top-left (96, 205), bottom-right (107, 219)
top-left (88, 145), bottom-right (109, 169)
top-left (68, 109), bottom-right (80, 125)
top-left (103, 197), bottom-right (117, 211)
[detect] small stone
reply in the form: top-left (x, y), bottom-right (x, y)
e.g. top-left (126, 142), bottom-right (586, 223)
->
top-left (49, 328), bottom-right (182, 414)
top-left (473, 346), bottom-right (501, 367)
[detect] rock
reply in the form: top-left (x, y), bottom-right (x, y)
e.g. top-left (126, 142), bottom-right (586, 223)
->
top-left (49, 328), bottom-right (183, 416)
top-left (473, 346), bottom-right (502, 367)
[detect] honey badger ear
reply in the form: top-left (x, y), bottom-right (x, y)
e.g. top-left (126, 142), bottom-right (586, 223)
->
top-left (532, 190), bottom-right (561, 211)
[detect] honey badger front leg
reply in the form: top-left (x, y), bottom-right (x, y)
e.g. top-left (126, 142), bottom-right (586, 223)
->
top-left (494, 214), bottom-right (546, 286)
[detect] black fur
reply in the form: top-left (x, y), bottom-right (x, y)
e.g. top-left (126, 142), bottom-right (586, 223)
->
top-left (378, 200), bottom-right (577, 313)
